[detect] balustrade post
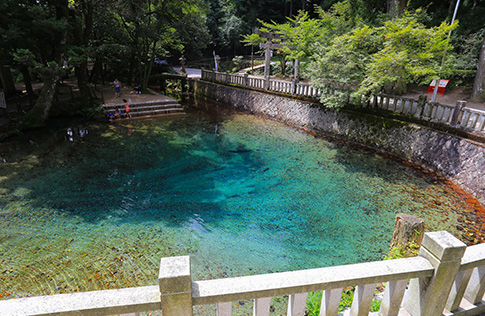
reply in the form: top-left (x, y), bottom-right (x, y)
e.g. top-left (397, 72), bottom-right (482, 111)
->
top-left (450, 100), bottom-right (466, 125)
top-left (244, 73), bottom-right (249, 87)
top-left (159, 256), bottom-right (193, 316)
top-left (415, 95), bottom-right (427, 118)
top-left (402, 231), bottom-right (466, 316)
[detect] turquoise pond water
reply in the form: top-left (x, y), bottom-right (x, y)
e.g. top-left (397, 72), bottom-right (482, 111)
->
top-left (0, 104), bottom-right (471, 299)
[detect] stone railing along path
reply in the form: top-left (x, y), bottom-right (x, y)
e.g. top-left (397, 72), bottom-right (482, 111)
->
top-left (201, 69), bottom-right (485, 134)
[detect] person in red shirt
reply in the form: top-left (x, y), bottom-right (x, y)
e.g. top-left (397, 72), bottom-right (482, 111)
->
top-left (123, 99), bottom-right (132, 118)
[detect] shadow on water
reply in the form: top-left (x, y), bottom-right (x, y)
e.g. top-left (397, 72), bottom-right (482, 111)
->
top-left (0, 114), bottom-right (257, 226)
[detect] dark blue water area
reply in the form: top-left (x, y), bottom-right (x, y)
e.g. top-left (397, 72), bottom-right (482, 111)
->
top-left (0, 105), bottom-right (465, 297)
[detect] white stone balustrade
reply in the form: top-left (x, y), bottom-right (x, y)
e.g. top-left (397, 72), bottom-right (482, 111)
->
top-left (4, 231), bottom-right (485, 315)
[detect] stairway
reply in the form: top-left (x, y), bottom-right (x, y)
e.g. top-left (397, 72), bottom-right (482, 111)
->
top-left (103, 99), bottom-right (185, 120)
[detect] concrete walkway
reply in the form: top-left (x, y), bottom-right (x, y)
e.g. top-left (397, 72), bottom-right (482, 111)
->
top-left (99, 81), bottom-right (176, 106)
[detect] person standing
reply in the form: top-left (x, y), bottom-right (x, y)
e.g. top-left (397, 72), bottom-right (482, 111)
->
top-left (113, 79), bottom-right (121, 98)
top-left (123, 99), bottom-right (132, 118)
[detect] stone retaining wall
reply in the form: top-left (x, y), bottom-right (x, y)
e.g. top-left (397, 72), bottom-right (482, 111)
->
top-left (193, 80), bottom-right (485, 205)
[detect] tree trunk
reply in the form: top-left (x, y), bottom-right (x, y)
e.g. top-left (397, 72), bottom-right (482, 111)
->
top-left (387, 0), bottom-right (407, 17)
top-left (89, 58), bottom-right (102, 84)
top-left (19, 0), bottom-right (68, 128)
top-left (471, 33), bottom-right (485, 102)
top-left (71, 0), bottom-right (94, 108)
top-left (128, 51), bottom-right (136, 85)
top-left (76, 62), bottom-right (93, 107)
top-left (142, 44), bottom-right (156, 91)
top-left (20, 68), bottom-right (60, 128)
top-left (0, 65), bottom-right (16, 97)
top-left (19, 66), bottom-right (35, 106)
top-left (389, 213), bottom-right (425, 257)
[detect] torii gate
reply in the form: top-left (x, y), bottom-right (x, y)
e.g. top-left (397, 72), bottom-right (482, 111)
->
top-left (253, 29), bottom-right (299, 90)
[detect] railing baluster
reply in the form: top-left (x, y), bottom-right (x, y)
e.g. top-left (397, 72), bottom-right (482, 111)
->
top-left (478, 114), bottom-right (485, 131)
top-left (288, 293), bottom-right (307, 316)
top-left (349, 283), bottom-right (376, 316)
top-left (446, 268), bottom-right (474, 312)
top-left (399, 99), bottom-right (405, 113)
top-left (401, 99), bottom-right (408, 115)
top-left (410, 101), bottom-right (417, 116)
top-left (461, 111), bottom-right (471, 127)
top-left (379, 280), bottom-right (407, 316)
top-left (430, 104), bottom-right (438, 121)
top-left (442, 106), bottom-right (451, 123)
top-left (470, 113), bottom-right (479, 129)
top-left (320, 288), bottom-right (343, 316)
top-left (253, 297), bottom-right (271, 316)
top-left (390, 97), bottom-right (396, 111)
top-left (438, 105), bottom-right (446, 122)
top-left (217, 302), bottom-right (232, 316)
top-left (464, 266), bottom-right (485, 304)
top-left (406, 100), bottom-right (412, 115)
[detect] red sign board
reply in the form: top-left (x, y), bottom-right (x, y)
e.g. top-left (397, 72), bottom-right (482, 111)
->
top-left (427, 79), bottom-right (449, 95)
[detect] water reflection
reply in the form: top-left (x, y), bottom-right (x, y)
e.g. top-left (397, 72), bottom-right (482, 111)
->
top-left (65, 127), bottom-right (89, 142)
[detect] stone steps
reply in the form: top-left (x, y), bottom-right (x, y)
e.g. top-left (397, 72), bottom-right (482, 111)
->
top-left (103, 99), bottom-right (185, 120)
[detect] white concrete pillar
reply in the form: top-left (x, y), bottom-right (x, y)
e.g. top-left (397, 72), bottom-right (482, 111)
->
top-left (402, 231), bottom-right (466, 316)
top-left (264, 45), bottom-right (271, 90)
top-left (159, 256), bottom-right (193, 316)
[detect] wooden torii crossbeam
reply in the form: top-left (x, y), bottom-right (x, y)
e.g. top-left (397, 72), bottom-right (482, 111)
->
top-left (253, 29), bottom-right (299, 89)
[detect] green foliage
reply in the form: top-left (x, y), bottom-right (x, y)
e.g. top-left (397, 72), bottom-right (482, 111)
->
top-left (256, 11), bottom-right (328, 61)
top-left (384, 242), bottom-right (420, 260)
top-left (305, 291), bottom-right (322, 316)
top-left (370, 297), bottom-right (382, 312)
top-left (305, 287), bottom-right (355, 315)
top-left (308, 8), bottom-right (457, 109)
top-left (359, 11), bottom-right (457, 96)
top-left (306, 286), bottom-right (383, 315)
top-left (241, 33), bottom-right (264, 47)
top-left (231, 55), bottom-right (244, 72)
top-left (453, 28), bottom-right (485, 71)
top-left (340, 287), bottom-right (354, 311)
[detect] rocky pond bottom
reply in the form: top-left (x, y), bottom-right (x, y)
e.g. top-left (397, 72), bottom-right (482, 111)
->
top-left (0, 105), bottom-right (482, 311)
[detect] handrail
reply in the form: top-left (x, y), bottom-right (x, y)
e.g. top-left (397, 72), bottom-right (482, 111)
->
top-left (0, 286), bottom-right (161, 315)
top-left (460, 242), bottom-right (485, 271)
top-left (192, 257), bottom-right (433, 305)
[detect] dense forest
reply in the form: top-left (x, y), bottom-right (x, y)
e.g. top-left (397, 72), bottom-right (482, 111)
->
top-left (0, 0), bottom-right (484, 129)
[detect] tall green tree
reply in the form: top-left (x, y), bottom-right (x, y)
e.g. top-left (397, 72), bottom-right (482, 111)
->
top-left (308, 8), bottom-right (456, 108)
top-left (68, 0), bottom-right (97, 109)
top-left (8, 0), bottom-right (71, 127)
top-left (109, 0), bottom-right (209, 88)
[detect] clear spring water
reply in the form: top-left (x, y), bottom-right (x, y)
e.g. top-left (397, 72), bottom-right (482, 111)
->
top-left (0, 105), bottom-right (471, 300)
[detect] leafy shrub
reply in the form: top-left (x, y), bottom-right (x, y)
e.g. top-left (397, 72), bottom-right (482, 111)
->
top-left (305, 286), bottom-right (383, 315)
